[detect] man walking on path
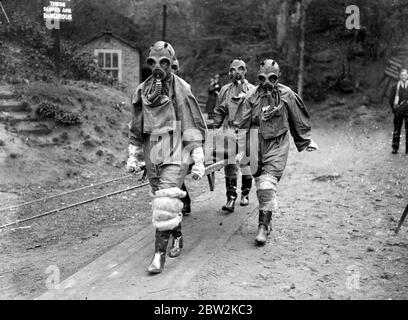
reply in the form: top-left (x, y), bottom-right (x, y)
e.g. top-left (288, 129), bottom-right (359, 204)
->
top-left (128, 41), bottom-right (207, 274)
top-left (236, 59), bottom-right (319, 245)
top-left (389, 68), bottom-right (408, 154)
top-left (212, 59), bottom-right (255, 212)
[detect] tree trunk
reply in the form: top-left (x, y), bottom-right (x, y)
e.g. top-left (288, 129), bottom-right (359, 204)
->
top-left (276, 0), bottom-right (288, 49)
top-left (297, 0), bottom-right (306, 97)
top-left (297, 0), bottom-right (311, 98)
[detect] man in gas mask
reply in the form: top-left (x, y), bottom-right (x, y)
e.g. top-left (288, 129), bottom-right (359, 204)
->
top-left (235, 59), bottom-right (319, 245)
top-left (212, 59), bottom-right (255, 212)
top-left (128, 41), bottom-right (207, 274)
top-left (127, 57), bottom-right (192, 216)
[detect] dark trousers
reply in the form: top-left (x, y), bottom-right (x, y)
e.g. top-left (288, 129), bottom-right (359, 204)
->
top-left (392, 104), bottom-right (408, 152)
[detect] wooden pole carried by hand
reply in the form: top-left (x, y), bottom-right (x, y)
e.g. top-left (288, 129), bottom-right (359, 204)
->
top-left (395, 203), bottom-right (408, 234)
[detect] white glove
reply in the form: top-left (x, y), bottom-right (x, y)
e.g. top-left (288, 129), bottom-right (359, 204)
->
top-left (191, 147), bottom-right (205, 180)
top-left (191, 163), bottom-right (205, 180)
top-left (306, 139), bottom-right (319, 152)
top-left (235, 151), bottom-right (245, 164)
top-left (127, 144), bottom-right (144, 173)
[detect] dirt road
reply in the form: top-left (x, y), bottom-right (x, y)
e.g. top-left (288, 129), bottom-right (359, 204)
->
top-left (186, 120), bottom-right (408, 300)
top-left (1, 104), bottom-right (408, 300)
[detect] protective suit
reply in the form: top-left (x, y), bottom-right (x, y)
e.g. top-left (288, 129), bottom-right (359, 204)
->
top-left (213, 59), bottom-right (255, 211)
top-left (236, 59), bottom-right (318, 245)
top-left (128, 41), bottom-right (207, 273)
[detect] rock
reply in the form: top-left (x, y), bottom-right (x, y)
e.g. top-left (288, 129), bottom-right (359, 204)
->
top-left (114, 161), bottom-right (126, 168)
top-left (312, 174), bottom-right (341, 182)
top-left (96, 150), bottom-right (104, 157)
top-left (60, 132), bottom-right (69, 141)
top-left (82, 139), bottom-right (97, 148)
top-left (106, 116), bottom-right (116, 126)
top-left (0, 139), bottom-right (5, 146)
top-left (94, 125), bottom-right (103, 134)
top-left (367, 246), bottom-right (375, 252)
top-left (9, 153), bottom-right (18, 158)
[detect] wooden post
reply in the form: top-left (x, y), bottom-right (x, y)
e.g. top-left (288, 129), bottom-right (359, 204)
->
top-left (162, 4), bottom-right (167, 41)
top-left (54, 27), bottom-right (61, 82)
top-left (0, 0), bottom-right (10, 23)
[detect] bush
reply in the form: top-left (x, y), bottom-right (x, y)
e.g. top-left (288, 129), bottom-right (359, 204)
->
top-left (36, 102), bottom-right (81, 125)
top-left (60, 42), bottom-right (112, 84)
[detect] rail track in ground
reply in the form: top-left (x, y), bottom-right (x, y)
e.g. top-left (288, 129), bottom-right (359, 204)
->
top-left (0, 172), bottom-right (149, 230)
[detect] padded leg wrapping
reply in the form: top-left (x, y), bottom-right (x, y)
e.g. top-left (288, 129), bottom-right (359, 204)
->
top-left (152, 187), bottom-right (186, 231)
top-left (255, 174), bottom-right (278, 212)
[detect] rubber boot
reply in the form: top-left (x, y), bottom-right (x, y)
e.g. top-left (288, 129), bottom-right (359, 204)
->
top-left (240, 175), bottom-right (252, 206)
top-left (255, 210), bottom-right (272, 246)
top-left (181, 183), bottom-right (191, 216)
top-left (169, 224), bottom-right (183, 258)
top-left (222, 177), bottom-right (237, 212)
top-left (147, 230), bottom-right (170, 274)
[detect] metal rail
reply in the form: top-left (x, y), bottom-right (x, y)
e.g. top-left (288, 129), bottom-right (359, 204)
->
top-left (0, 181), bottom-right (149, 230)
top-left (0, 174), bottom-right (137, 212)
top-left (0, 160), bottom-right (228, 230)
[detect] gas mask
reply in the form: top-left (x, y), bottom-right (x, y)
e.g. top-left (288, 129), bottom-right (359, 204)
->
top-left (229, 59), bottom-right (247, 84)
top-left (171, 58), bottom-right (179, 75)
top-left (146, 41), bottom-right (175, 81)
top-left (146, 41), bottom-right (175, 102)
top-left (258, 59), bottom-right (280, 92)
top-left (258, 59), bottom-right (282, 119)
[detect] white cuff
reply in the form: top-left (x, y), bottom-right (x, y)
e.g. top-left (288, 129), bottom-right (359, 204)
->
top-left (191, 146), bottom-right (204, 164)
top-left (128, 144), bottom-right (143, 158)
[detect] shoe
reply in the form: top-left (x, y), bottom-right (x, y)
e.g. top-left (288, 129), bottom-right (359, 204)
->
top-left (392, 149), bottom-right (398, 154)
top-left (147, 252), bottom-right (166, 274)
top-left (255, 225), bottom-right (270, 245)
top-left (255, 210), bottom-right (272, 246)
top-left (240, 194), bottom-right (249, 206)
top-left (240, 175), bottom-right (252, 206)
top-left (222, 177), bottom-right (237, 212)
top-left (169, 236), bottom-right (183, 258)
top-left (222, 197), bottom-right (236, 212)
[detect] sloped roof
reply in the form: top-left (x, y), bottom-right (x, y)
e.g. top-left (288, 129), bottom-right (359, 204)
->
top-left (82, 31), bottom-right (141, 53)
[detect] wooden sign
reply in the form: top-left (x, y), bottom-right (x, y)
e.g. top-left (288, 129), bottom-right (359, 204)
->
top-left (43, 0), bottom-right (72, 22)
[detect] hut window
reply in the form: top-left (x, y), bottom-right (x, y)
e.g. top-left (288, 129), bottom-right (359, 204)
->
top-left (94, 49), bottom-right (122, 81)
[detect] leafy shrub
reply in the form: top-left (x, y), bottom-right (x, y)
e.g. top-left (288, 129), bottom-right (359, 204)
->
top-left (37, 101), bottom-right (81, 125)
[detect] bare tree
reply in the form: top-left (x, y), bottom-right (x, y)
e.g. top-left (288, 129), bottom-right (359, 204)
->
top-left (297, 0), bottom-right (312, 97)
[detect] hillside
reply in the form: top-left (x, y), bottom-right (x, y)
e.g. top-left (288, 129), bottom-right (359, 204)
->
top-left (0, 80), bottom-right (131, 190)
